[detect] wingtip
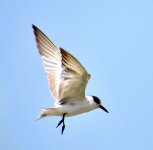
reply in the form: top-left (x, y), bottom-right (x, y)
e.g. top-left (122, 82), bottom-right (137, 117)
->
top-left (32, 24), bottom-right (37, 30)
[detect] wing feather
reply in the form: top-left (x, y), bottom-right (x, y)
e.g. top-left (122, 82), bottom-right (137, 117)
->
top-left (32, 25), bottom-right (91, 102)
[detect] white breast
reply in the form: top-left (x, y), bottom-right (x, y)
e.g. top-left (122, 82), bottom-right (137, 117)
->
top-left (55, 97), bottom-right (98, 117)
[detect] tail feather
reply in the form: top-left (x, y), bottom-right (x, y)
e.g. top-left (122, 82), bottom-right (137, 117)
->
top-left (36, 108), bottom-right (58, 120)
top-left (36, 109), bottom-right (46, 120)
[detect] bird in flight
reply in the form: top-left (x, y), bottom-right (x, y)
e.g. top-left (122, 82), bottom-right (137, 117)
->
top-left (32, 25), bottom-right (109, 134)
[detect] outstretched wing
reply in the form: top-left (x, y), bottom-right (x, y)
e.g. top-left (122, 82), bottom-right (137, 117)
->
top-left (32, 25), bottom-right (91, 103)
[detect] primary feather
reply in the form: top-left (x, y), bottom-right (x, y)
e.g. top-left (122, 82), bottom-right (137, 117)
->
top-left (32, 25), bottom-right (91, 103)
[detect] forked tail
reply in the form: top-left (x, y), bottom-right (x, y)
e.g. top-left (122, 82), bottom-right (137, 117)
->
top-left (36, 108), bottom-right (58, 120)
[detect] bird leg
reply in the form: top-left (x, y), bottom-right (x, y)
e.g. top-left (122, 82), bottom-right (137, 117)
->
top-left (56, 113), bottom-right (66, 134)
top-left (61, 119), bottom-right (65, 134)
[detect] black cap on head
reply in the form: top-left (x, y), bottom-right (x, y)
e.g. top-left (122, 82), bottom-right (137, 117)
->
top-left (92, 96), bottom-right (109, 113)
top-left (92, 96), bottom-right (101, 105)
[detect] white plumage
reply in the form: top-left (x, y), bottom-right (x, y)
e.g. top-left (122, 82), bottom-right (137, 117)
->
top-left (32, 25), bottom-right (108, 134)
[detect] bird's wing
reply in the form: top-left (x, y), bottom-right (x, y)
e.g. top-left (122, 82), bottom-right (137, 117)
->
top-left (32, 25), bottom-right (91, 103)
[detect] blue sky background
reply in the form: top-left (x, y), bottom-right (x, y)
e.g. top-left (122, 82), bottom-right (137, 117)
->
top-left (0, 0), bottom-right (153, 149)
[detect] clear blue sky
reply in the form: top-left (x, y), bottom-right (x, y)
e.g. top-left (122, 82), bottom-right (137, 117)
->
top-left (0, 0), bottom-right (153, 149)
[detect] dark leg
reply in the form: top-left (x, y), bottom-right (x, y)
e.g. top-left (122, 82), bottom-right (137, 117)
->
top-left (61, 118), bottom-right (65, 134)
top-left (56, 113), bottom-right (66, 134)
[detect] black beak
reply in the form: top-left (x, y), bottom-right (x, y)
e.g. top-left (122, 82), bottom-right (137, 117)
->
top-left (99, 105), bottom-right (109, 113)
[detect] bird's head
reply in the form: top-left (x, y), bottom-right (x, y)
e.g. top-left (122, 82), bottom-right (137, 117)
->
top-left (92, 96), bottom-right (109, 113)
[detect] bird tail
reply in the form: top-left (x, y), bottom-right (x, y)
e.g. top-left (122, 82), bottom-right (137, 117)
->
top-left (36, 108), bottom-right (58, 120)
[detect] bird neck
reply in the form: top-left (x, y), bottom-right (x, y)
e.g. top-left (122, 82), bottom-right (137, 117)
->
top-left (85, 96), bottom-right (97, 108)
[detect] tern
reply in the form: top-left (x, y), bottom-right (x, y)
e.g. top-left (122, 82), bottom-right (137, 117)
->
top-left (32, 25), bottom-right (109, 134)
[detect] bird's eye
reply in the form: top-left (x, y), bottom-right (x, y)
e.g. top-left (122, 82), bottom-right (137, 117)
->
top-left (92, 96), bottom-right (101, 105)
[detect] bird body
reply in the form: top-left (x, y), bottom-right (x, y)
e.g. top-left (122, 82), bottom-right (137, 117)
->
top-left (38, 96), bottom-right (98, 118)
top-left (32, 24), bottom-right (108, 134)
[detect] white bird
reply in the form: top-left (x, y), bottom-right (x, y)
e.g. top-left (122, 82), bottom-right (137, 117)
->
top-left (32, 25), bottom-right (108, 134)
